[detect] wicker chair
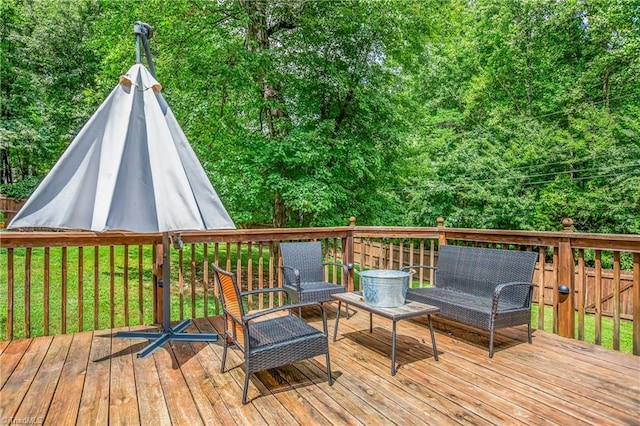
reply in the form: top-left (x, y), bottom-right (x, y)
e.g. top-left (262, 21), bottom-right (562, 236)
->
top-left (280, 241), bottom-right (350, 318)
top-left (211, 263), bottom-right (332, 404)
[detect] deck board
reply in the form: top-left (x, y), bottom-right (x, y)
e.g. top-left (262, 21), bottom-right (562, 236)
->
top-left (76, 328), bottom-right (110, 425)
top-left (14, 334), bottom-right (72, 423)
top-left (1, 307), bottom-right (639, 426)
top-left (45, 331), bottom-right (93, 426)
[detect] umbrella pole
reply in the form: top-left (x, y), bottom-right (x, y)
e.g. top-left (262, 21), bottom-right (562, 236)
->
top-left (115, 232), bottom-right (218, 358)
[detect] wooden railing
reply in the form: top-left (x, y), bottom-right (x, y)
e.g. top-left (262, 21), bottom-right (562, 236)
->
top-left (1, 218), bottom-right (639, 355)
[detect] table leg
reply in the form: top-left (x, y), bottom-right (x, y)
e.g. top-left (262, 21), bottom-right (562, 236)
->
top-left (369, 312), bottom-right (373, 333)
top-left (427, 314), bottom-right (438, 361)
top-left (333, 301), bottom-right (342, 342)
top-left (391, 320), bottom-right (397, 376)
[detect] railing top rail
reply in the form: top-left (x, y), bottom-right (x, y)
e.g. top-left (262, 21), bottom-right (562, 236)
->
top-left (1, 225), bottom-right (638, 252)
top-left (440, 227), bottom-right (640, 252)
top-left (0, 226), bottom-right (354, 248)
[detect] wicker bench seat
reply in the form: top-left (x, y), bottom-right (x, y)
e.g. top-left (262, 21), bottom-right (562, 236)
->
top-left (404, 245), bottom-right (538, 357)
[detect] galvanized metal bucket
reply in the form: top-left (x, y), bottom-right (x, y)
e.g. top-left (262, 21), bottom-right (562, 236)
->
top-left (358, 270), bottom-right (410, 308)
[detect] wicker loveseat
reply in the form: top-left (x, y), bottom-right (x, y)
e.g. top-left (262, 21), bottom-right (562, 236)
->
top-left (403, 245), bottom-right (538, 357)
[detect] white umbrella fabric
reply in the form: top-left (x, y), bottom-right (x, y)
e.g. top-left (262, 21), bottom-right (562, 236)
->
top-left (9, 63), bottom-right (235, 358)
top-left (10, 64), bottom-right (234, 233)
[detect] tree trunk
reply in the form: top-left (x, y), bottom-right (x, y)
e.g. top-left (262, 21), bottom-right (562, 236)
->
top-left (240, 0), bottom-right (292, 226)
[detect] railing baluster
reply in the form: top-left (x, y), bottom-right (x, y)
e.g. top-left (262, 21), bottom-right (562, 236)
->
top-left (247, 242), bottom-right (253, 310)
top-left (613, 251), bottom-right (621, 351)
top-left (109, 246), bottom-right (114, 330)
top-left (269, 243), bottom-right (274, 308)
top-left (191, 243), bottom-right (196, 319)
top-left (7, 248), bottom-right (14, 340)
top-left (407, 239), bottom-right (413, 273)
top-left (595, 250), bottom-right (602, 345)
top-left (44, 247), bottom-right (50, 336)
top-left (552, 247), bottom-right (558, 334)
top-left (258, 243), bottom-right (264, 309)
top-left (124, 245), bottom-right (129, 327)
top-left (62, 246), bottom-right (68, 334)
top-left (24, 247), bottom-right (31, 338)
top-left (93, 246), bottom-right (98, 330)
top-left (214, 243), bottom-right (220, 314)
top-left (203, 243), bottom-right (209, 317)
top-left (78, 246), bottom-right (83, 332)
top-left (179, 248), bottom-right (184, 321)
top-left (538, 247), bottom-right (546, 332)
top-left (138, 244), bottom-right (143, 325)
top-left (236, 243), bottom-right (242, 292)
top-left (577, 249), bottom-right (585, 341)
top-left (633, 253), bottom-right (639, 356)
top-left (333, 238), bottom-right (338, 283)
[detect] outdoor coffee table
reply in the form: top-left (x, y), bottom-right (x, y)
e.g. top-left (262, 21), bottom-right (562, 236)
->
top-left (331, 291), bottom-right (440, 375)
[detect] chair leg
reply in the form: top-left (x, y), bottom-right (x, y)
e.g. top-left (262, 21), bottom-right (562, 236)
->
top-left (221, 335), bottom-right (228, 373)
top-left (325, 350), bottom-right (333, 386)
top-left (242, 369), bottom-right (250, 405)
top-left (489, 327), bottom-right (495, 358)
top-left (527, 323), bottom-right (532, 344)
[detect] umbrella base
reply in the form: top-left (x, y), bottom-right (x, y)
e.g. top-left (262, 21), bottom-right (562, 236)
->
top-left (116, 319), bottom-right (218, 358)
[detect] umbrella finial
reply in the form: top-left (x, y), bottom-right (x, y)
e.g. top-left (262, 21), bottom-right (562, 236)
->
top-left (133, 21), bottom-right (156, 78)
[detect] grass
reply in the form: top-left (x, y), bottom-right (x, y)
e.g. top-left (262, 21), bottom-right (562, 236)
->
top-left (531, 304), bottom-right (635, 354)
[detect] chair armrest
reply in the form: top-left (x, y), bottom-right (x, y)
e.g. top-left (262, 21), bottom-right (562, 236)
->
top-left (241, 288), bottom-right (290, 304)
top-left (492, 282), bottom-right (535, 312)
top-left (322, 262), bottom-right (351, 286)
top-left (280, 265), bottom-right (301, 289)
top-left (243, 302), bottom-right (323, 323)
top-left (322, 261), bottom-right (351, 274)
top-left (400, 265), bottom-right (436, 272)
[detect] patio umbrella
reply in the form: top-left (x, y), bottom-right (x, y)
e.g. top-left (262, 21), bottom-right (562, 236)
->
top-left (9, 24), bottom-right (235, 357)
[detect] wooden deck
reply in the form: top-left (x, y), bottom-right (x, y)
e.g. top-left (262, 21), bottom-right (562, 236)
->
top-left (1, 307), bottom-right (639, 425)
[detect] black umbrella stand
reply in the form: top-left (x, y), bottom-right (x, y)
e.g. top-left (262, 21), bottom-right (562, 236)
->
top-left (116, 232), bottom-right (218, 358)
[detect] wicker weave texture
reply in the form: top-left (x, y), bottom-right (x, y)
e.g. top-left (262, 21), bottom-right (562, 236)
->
top-left (280, 242), bottom-right (346, 304)
top-left (434, 245), bottom-right (537, 298)
top-left (281, 242), bottom-right (326, 283)
top-left (247, 315), bottom-right (328, 373)
top-left (406, 245), bottom-right (537, 356)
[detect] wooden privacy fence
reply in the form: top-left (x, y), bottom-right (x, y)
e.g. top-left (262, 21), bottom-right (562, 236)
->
top-left (1, 218), bottom-right (639, 355)
top-left (0, 196), bottom-right (26, 224)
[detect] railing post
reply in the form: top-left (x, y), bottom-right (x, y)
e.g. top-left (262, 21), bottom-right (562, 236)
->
top-left (345, 216), bottom-right (356, 292)
top-left (437, 217), bottom-right (447, 246)
top-left (557, 218), bottom-right (575, 338)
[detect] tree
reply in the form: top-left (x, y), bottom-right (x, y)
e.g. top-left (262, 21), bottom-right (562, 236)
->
top-left (0, 0), bottom-right (100, 184)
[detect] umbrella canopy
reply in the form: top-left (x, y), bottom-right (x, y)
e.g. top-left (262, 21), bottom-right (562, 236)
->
top-left (9, 64), bottom-right (234, 233)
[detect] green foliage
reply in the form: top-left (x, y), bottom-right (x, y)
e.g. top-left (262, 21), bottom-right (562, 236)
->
top-left (0, 176), bottom-right (40, 199)
top-left (0, 0), bottom-right (101, 183)
top-left (402, 0), bottom-right (640, 233)
top-left (1, 0), bottom-right (638, 232)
